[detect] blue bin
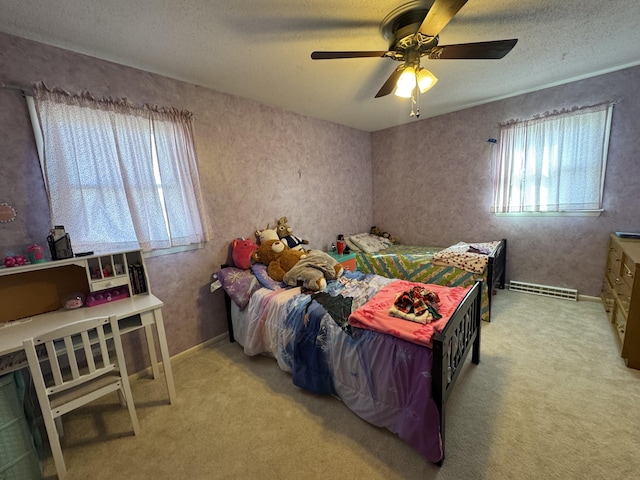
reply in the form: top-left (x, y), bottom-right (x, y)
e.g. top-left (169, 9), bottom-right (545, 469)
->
top-left (0, 374), bottom-right (42, 480)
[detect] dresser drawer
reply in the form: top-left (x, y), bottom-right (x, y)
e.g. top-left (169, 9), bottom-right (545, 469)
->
top-left (606, 243), bottom-right (622, 285)
top-left (601, 277), bottom-right (615, 322)
top-left (612, 306), bottom-right (627, 345)
top-left (606, 267), bottom-right (618, 292)
top-left (326, 251), bottom-right (357, 271)
top-left (340, 257), bottom-right (357, 271)
top-left (615, 283), bottom-right (632, 316)
top-left (621, 253), bottom-right (636, 290)
top-left (608, 240), bottom-right (623, 270)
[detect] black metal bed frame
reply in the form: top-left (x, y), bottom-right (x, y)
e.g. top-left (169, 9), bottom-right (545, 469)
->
top-left (486, 238), bottom-right (507, 321)
top-left (432, 279), bottom-right (482, 464)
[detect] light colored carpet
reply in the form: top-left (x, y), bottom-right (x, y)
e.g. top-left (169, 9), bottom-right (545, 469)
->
top-left (40, 290), bottom-right (640, 479)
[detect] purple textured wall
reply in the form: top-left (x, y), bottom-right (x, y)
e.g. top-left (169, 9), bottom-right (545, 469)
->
top-left (2, 29), bottom-right (638, 371)
top-left (372, 65), bottom-right (640, 296)
top-left (0, 32), bottom-right (373, 372)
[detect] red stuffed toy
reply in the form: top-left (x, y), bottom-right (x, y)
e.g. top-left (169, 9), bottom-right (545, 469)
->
top-left (231, 238), bottom-right (258, 270)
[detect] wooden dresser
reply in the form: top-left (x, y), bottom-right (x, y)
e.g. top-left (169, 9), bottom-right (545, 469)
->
top-left (601, 233), bottom-right (640, 369)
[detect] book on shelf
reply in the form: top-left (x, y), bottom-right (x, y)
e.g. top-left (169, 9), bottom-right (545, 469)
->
top-left (128, 263), bottom-right (147, 294)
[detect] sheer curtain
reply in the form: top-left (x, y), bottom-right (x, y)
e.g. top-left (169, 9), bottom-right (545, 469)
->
top-left (32, 84), bottom-right (212, 253)
top-left (492, 103), bottom-right (613, 213)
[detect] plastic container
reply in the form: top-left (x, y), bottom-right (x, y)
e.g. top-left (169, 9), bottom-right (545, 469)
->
top-left (0, 374), bottom-right (43, 480)
top-left (26, 244), bottom-right (45, 264)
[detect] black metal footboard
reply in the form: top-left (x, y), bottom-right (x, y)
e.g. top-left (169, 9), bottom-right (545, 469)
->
top-left (431, 279), bottom-right (482, 465)
top-left (217, 265), bottom-right (236, 343)
top-left (485, 238), bottom-right (507, 322)
top-left (490, 238), bottom-right (507, 290)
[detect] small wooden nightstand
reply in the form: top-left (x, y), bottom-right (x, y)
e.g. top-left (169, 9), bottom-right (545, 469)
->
top-left (326, 251), bottom-right (357, 271)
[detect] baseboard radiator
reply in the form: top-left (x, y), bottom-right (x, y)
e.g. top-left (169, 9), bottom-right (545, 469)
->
top-left (508, 280), bottom-right (578, 301)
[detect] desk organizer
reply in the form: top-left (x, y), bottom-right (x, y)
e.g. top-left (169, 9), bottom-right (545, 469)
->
top-left (85, 285), bottom-right (130, 307)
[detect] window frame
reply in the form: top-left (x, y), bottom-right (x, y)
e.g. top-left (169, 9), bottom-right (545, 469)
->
top-left (491, 103), bottom-right (613, 217)
top-left (26, 94), bottom-right (210, 256)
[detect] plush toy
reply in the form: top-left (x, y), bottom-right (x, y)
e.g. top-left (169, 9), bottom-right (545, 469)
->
top-left (252, 239), bottom-right (343, 290)
top-left (63, 292), bottom-right (85, 310)
top-left (252, 239), bottom-right (306, 282)
top-left (283, 251), bottom-right (344, 291)
top-left (255, 224), bottom-right (279, 244)
top-left (370, 225), bottom-right (400, 245)
top-left (386, 232), bottom-right (400, 245)
top-left (231, 238), bottom-right (258, 270)
top-left (276, 216), bottom-right (309, 251)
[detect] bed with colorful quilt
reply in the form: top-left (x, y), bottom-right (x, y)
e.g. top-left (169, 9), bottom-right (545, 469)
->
top-left (349, 237), bottom-right (507, 322)
top-left (217, 262), bottom-right (482, 465)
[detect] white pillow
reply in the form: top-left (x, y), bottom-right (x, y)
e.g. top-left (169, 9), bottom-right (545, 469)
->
top-left (348, 233), bottom-right (389, 253)
top-left (344, 236), bottom-right (362, 252)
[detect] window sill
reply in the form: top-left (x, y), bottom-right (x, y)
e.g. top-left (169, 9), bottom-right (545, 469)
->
top-left (494, 210), bottom-right (603, 217)
top-left (143, 243), bottom-right (205, 259)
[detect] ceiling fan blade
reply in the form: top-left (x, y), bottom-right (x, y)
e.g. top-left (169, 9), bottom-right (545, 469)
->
top-left (375, 66), bottom-right (404, 98)
top-left (311, 51), bottom-right (389, 60)
top-left (428, 39), bottom-right (518, 59)
top-left (417, 0), bottom-right (469, 37)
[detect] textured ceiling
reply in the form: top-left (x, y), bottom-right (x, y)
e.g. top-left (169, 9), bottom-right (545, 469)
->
top-left (1, 0), bottom-right (639, 132)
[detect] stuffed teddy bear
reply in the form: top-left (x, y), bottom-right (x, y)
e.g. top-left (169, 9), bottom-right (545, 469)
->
top-left (252, 239), bottom-right (343, 290)
top-left (370, 226), bottom-right (383, 237)
top-left (252, 239), bottom-right (306, 283)
top-left (370, 225), bottom-right (400, 245)
top-left (276, 216), bottom-right (309, 251)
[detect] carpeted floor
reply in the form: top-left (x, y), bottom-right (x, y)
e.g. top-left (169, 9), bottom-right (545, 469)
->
top-left (40, 289), bottom-right (640, 479)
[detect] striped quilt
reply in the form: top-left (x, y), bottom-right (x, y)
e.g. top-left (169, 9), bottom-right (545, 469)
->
top-left (356, 245), bottom-right (491, 322)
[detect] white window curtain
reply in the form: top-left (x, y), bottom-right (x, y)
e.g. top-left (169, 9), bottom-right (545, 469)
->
top-left (492, 103), bottom-right (613, 214)
top-left (31, 83), bottom-right (212, 253)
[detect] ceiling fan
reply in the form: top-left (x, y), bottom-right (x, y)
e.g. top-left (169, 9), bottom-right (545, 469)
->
top-left (311, 0), bottom-right (518, 108)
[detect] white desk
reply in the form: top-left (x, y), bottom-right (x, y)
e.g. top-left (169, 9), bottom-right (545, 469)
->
top-left (0, 293), bottom-right (176, 404)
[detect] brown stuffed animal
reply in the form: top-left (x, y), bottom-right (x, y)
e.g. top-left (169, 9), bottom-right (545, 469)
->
top-left (252, 239), bottom-right (343, 290)
top-left (276, 216), bottom-right (309, 251)
top-left (252, 239), bottom-right (305, 282)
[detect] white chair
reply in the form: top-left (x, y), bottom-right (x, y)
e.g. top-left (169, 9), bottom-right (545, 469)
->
top-left (23, 315), bottom-right (140, 479)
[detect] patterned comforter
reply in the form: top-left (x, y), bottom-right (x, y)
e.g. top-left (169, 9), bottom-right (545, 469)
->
top-left (432, 241), bottom-right (501, 274)
top-left (356, 244), bottom-right (497, 322)
top-left (234, 271), bottom-right (450, 462)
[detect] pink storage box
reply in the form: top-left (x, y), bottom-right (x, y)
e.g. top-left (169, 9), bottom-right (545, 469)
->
top-left (85, 286), bottom-right (130, 307)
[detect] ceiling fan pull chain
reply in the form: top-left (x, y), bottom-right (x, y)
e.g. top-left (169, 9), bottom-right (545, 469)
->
top-left (410, 81), bottom-right (420, 118)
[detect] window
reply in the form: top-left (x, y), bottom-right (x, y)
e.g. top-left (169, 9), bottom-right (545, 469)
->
top-left (28, 84), bottom-right (212, 253)
top-left (492, 103), bottom-right (613, 215)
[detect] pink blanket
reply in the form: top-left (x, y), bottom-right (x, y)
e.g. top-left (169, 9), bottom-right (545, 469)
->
top-left (348, 280), bottom-right (471, 348)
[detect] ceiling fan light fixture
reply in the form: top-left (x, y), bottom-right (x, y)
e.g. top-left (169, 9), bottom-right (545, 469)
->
top-left (394, 85), bottom-right (414, 98)
top-left (417, 68), bottom-right (438, 93)
top-left (394, 66), bottom-right (417, 97)
top-left (311, 0), bottom-right (519, 106)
